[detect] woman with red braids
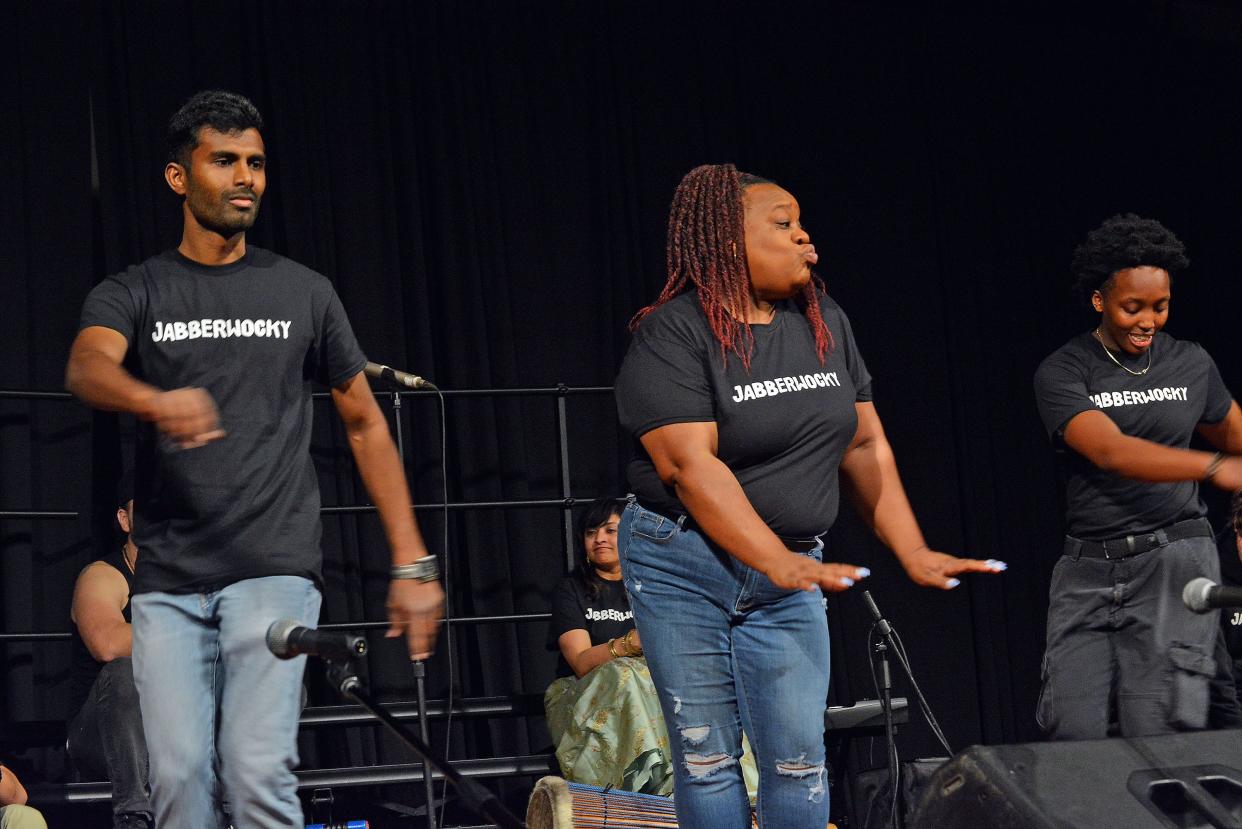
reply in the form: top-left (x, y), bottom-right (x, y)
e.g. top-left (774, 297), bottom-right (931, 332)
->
top-left (614, 164), bottom-right (1004, 829)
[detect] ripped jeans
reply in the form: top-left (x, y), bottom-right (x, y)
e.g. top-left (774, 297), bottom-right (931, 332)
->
top-left (1038, 529), bottom-right (1220, 740)
top-left (618, 500), bottom-right (830, 829)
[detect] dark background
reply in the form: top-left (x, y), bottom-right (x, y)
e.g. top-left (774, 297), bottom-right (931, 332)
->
top-left (3, 0), bottom-right (1242, 822)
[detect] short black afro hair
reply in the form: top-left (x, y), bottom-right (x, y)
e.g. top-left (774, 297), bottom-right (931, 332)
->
top-left (1071, 214), bottom-right (1189, 300)
top-left (167, 90), bottom-right (264, 168)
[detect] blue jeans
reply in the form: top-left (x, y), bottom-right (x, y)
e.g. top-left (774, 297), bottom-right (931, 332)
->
top-left (618, 501), bottom-right (831, 829)
top-left (132, 576), bottom-right (321, 828)
top-left (67, 658), bottom-right (152, 825)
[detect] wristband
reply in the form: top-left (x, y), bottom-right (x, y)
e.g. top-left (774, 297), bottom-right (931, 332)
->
top-left (391, 555), bottom-right (440, 583)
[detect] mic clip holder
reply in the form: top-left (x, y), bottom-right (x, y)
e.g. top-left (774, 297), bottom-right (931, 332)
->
top-left (325, 655), bottom-right (364, 697)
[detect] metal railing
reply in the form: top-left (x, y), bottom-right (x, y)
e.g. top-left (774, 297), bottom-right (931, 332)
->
top-left (0, 382), bottom-right (617, 820)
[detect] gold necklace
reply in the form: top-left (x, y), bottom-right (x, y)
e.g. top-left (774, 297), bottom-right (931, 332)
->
top-left (1093, 328), bottom-right (1151, 376)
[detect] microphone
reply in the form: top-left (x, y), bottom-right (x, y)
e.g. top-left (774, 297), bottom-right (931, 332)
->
top-left (1183, 578), bottom-right (1242, 614)
top-left (861, 589), bottom-right (893, 636)
top-left (364, 361), bottom-right (438, 391)
top-left (266, 619), bottom-right (368, 661)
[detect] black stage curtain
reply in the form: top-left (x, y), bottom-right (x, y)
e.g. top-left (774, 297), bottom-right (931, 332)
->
top-left (3, 0), bottom-right (1242, 799)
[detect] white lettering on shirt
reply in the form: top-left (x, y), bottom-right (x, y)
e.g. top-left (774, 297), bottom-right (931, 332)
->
top-left (152, 319), bottom-right (293, 343)
top-left (584, 607), bottom-right (633, 623)
top-left (1089, 386), bottom-right (1188, 409)
top-left (731, 372), bottom-right (841, 403)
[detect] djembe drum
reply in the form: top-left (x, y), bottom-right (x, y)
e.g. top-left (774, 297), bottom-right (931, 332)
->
top-left (527, 775), bottom-right (838, 829)
top-left (527, 777), bottom-right (677, 829)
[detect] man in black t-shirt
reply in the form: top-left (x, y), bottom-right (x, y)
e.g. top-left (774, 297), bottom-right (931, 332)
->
top-left (65, 91), bottom-right (444, 828)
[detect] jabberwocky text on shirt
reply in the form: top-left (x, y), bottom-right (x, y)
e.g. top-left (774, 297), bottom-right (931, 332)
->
top-left (731, 371), bottom-right (842, 402)
top-left (1089, 387), bottom-right (1189, 409)
top-left (584, 607), bottom-right (634, 623)
top-left (152, 319), bottom-right (293, 342)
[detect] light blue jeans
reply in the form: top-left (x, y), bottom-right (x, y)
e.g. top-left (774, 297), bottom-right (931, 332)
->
top-left (132, 575), bottom-right (321, 828)
top-left (618, 500), bottom-right (831, 829)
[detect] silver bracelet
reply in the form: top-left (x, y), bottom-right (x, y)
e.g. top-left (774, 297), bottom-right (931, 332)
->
top-left (391, 555), bottom-right (440, 582)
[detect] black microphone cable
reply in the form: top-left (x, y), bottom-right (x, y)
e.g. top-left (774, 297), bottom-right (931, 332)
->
top-left (431, 386), bottom-right (456, 829)
top-left (368, 363), bottom-right (455, 825)
top-left (863, 595), bottom-right (955, 829)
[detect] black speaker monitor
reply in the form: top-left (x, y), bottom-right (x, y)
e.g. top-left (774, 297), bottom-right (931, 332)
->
top-left (910, 730), bottom-right (1242, 829)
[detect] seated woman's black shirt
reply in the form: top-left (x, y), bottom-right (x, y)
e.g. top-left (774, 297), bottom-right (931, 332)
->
top-left (548, 574), bottom-right (633, 678)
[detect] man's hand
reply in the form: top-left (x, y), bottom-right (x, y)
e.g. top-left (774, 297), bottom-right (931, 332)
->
top-left (764, 550), bottom-right (869, 592)
top-left (146, 387), bottom-right (224, 448)
top-left (386, 579), bottom-right (445, 660)
top-left (898, 547), bottom-right (1006, 589)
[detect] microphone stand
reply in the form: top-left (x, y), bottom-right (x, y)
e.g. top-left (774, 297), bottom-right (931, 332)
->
top-left (324, 658), bottom-right (525, 829)
top-left (389, 390), bottom-right (439, 829)
top-left (874, 639), bottom-right (899, 824)
top-left (862, 591), bottom-right (903, 828)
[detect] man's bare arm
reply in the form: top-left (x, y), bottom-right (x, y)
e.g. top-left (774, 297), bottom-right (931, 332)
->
top-left (71, 562), bottom-right (132, 662)
top-left (66, 326), bottom-right (223, 448)
top-left (331, 371), bottom-right (444, 660)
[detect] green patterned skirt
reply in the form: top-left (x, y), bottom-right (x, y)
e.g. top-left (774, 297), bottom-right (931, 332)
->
top-left (544, 656), bottom-right (758, 798)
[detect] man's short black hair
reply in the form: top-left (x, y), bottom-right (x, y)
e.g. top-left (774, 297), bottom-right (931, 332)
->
top-left (1071, 213), bottom-right (1189, 300)
top-left (167, 90), bottom-right (264, 168)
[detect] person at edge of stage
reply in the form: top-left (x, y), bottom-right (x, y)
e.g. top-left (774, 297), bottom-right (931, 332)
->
top-left (612, 163), bottom-right (1006, 829)
top-left (64, 90), bottom-right (445, 828)
top-left (0, 764), bottom-right (46, 829)
top-left (1033, 214), bottom-right (1242, 741)
top-left (1211, 490), bottom-right (1242, 724)
top-left (66, 493), bottom-right (154, 829)
top-left (544, 496), bottom-right (760, 798)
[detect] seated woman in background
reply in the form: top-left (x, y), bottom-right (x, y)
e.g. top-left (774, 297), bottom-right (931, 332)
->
top-left (545, 497), bottom-right (758, 797)
top-left (545, 497), bottom-right (674, 795)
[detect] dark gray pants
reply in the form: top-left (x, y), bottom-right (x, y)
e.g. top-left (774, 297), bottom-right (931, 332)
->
top-left (1038, 532), bottom-right (1220, 740)
top-left (67, 657), bottom-right (152, 825)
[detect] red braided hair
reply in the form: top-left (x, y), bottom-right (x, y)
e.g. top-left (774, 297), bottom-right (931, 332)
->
top-left (630, 164), bottom-right (833, 370)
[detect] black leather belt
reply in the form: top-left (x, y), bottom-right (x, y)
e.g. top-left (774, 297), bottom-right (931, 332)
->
top-left (1065, 518), bottom-right (1212, 560)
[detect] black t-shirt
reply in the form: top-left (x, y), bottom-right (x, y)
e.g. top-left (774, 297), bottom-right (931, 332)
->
top-left (1033, 331), bottom-right (1232, 540)
top-left (1222, 587), bottom-right (1242, 711)
top-left (78, 248), bottom-right (367, 593)
top-left (615, 292), bottom-right (872, 538)
top-left (1224, 607), bottom-right (1242, 659)
top-left (547, 574), bottom-right (633, 678)
top-left (68, 549), bottom-right (134, 715)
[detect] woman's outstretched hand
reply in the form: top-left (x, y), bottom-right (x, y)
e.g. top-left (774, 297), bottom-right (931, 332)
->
top-left (899, 547), bottom-right (1007, 590)
top-left (766, 550), bottom-right (870, 592)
